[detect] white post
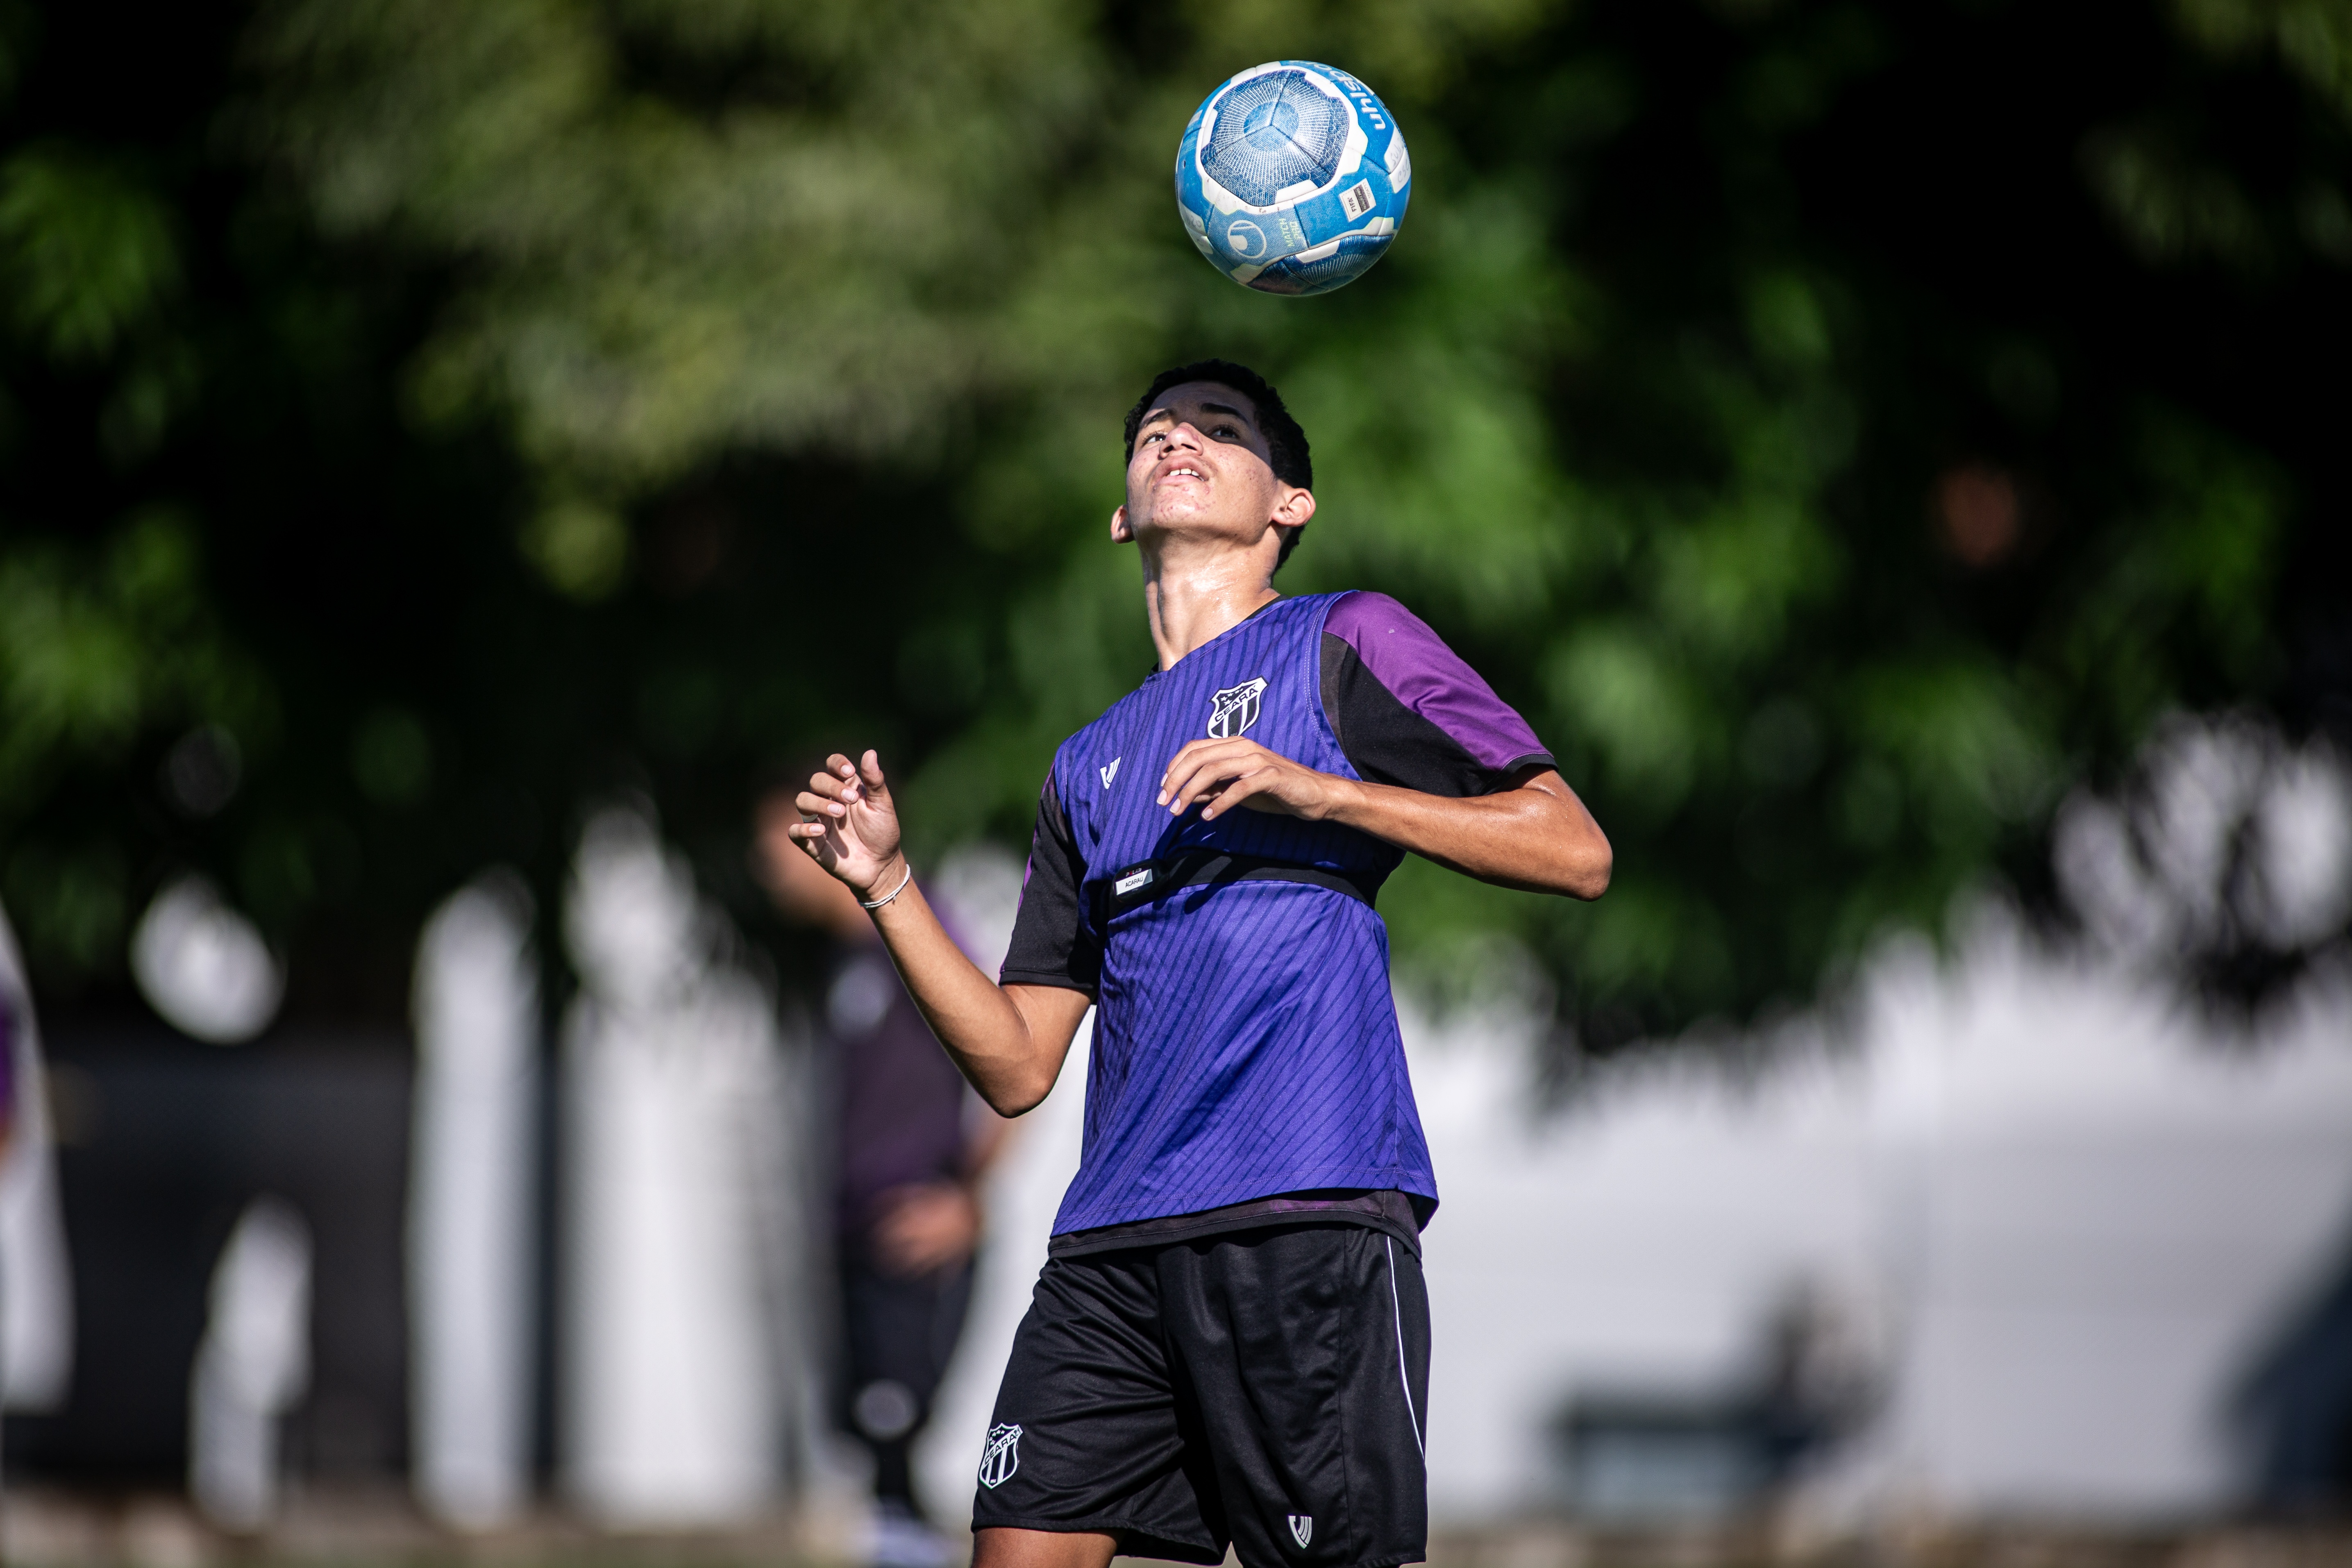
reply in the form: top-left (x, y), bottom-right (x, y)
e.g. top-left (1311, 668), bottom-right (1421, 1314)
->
top-left (560, 809), bottom-right (787, 1526)
top-left (0, 901), bottom-right (74, 1418)
top-left (409, 876), bottom-right (540, 1528)
top-left (189, 1198), bottom-right (313, 1531)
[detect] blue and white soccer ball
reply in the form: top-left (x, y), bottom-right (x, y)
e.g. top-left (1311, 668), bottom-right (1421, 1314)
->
top-left (1174, 61), bottom-right (1411, 297)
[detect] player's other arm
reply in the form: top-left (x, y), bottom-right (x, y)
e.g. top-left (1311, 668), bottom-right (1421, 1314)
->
top-left (792, 753), bottom-right (1090, 1116)
top-left (1158, 596), bottom-right (1610, 899)
top-left (1160, 747), bottom-right (1610, 899)
top-left (1337, 764), bottom-right (1610, 899)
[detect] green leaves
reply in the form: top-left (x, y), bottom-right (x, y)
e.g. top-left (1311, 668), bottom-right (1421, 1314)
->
top-left (0, 0), bottom-right (2332, 1037)
top-left (2082, 124), bottom-right (2273, 269)
top-left (0, 148), bottom-right (179, 363)
top-left (524, 495), bottom-right (632, 601)
top-left (350, 709), bottom-right (434, 808)
top-left (249, 0), bottom-right (1113, 484)
top-left (0, 146), bottom-right (199, 464)
top-left (2175, 0), bottom-right (2352, 114)
top-left (0, 516), bottom-right (274, 982)
top-left (0, 515), bottom-right (265, 808)
top-left (1549, 626), bottom-right (1710, 818)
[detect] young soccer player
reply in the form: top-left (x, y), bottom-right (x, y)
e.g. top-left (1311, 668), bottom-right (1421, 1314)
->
top-left (788, 360), bottom-right (1610, 1568)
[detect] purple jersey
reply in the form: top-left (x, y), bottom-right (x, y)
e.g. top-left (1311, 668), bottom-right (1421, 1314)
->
top-left (1001, 591), bottom-right (1553, 1236)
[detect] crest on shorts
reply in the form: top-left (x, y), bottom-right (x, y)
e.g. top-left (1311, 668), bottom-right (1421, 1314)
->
top-left (1288, 1514), bottom-right (1313, 1548)
top-left (978, 1423), bottom-right (1023, 1489)
top-left (1207, 678), bottom-right (1268, 739)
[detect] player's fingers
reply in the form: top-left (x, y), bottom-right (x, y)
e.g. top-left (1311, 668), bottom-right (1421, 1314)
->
top-left (1197, 769), bottom-right (1277, 821)
top-left (823, 752), bottom-right (865, 804)
top-left (1176, 743), bottom-right (1283, 794)
top-left (1158, 737), bottom-right (1210, 778)
top-left (1158, 740), bottom-right (1258, 803)
top-left (1160, 757), bottom-right (1217, 811)
top-left (797, 788), bottom-right (848, 820)
top-left (858, 749), bottom-right (891, 798)
top-left (1168, 762), bottom-right (1249, 814)
top-left (1160, 736), bottom-right (1246, 773)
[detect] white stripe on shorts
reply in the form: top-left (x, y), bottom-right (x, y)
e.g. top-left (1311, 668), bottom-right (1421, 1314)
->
top-left (1384, 1237), bottom-right (1424, 1457)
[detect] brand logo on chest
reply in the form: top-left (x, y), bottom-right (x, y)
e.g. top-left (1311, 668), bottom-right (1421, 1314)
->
top-left (1207, 677), bottom-right (1268, 739)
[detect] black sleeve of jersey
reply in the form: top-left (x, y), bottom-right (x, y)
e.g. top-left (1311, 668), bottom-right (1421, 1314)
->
top-left (1321, 634), bottom-right (1553, 798)
top-left (998, 772), bottom-right (1101, 995)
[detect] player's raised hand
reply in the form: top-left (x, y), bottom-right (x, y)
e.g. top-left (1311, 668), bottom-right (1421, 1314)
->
top-left (790, 751), bottom-right (905, 896)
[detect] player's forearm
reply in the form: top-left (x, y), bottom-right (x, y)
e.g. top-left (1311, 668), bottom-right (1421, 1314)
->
top-left (1326, 773), bottom-right (1612, 898)
top-left (865, 860), bottom-right (1075, 1114)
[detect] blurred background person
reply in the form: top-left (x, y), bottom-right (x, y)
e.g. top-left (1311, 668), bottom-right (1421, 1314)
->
top-left (757, 790), bottom-right (1011, 1568)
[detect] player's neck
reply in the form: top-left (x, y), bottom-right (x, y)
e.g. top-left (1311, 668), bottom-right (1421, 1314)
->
top-left (1140, 539), bottom-right (1279, 670)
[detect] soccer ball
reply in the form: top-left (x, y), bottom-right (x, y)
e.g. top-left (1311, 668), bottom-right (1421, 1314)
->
top-left (1174, 61), bottom-right (1411, 297)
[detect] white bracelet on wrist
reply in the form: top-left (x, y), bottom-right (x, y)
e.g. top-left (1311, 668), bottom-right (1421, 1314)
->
top-left (860, 863), bottom-right (913, 911)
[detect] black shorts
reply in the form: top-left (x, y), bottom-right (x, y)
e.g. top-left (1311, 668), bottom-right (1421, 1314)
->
top-left (970, 1223), bottom-right (1430, 1568)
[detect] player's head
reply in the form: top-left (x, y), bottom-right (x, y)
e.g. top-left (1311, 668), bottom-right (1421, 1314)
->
top-left (1115, 360), bottom-right (1315, 572)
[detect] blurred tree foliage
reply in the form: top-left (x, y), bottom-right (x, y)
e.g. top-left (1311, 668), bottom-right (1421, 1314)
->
top-left (0, 0), bottom-right (2344, 1044)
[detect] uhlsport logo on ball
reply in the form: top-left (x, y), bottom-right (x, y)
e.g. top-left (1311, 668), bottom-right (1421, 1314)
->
top-left (1174, 61), bottom-right (1410, 296)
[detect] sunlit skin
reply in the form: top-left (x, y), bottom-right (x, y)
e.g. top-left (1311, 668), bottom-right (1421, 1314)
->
top-left (788, 382), bottom-right (1610, 1568)
top-left (1112, 383), bottom-right (1314, 669)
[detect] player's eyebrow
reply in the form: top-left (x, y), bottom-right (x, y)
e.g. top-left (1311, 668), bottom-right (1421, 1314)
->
top-left (1135, 398), bottom-right (1257, 452)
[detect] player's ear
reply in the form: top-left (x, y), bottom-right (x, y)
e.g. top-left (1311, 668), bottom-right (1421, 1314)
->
top-left (1110, 504), bottom-right (1135, 544)
top-left (1272, 486), bottom-right (1315, 531)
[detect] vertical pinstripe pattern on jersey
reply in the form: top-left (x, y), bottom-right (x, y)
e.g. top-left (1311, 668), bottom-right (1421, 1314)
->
top-left (1069, 888), bottom-right (1417, 1223)
top-left (1044, 595), bottom-right (1438, 1234)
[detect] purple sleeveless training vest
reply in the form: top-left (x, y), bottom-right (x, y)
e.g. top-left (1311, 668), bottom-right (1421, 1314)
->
top-left (1045, 592), bottom-right (1437, 1234)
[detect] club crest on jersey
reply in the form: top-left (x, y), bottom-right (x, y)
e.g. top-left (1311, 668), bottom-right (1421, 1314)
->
top-left (978, 1423), bottom-right (1022, 1489)
top-left (1207, 678), bottom-right (1268, 739)
top-left (1100, 757), bottom-right (1121, 788)
top-left (1288, 1515), bottom-right (1313, 1548)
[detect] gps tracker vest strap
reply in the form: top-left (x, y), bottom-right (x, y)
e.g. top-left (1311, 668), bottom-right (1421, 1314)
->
top-left (1093, 849), bottom-right (1384, 925)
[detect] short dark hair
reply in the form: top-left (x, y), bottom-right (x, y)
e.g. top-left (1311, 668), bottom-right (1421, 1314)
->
top-left (1123, 359), bottom-right (1313, 569)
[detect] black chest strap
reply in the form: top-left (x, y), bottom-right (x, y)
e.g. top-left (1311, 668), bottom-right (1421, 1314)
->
top-left (1092, 849), bottom-right (1385, 924)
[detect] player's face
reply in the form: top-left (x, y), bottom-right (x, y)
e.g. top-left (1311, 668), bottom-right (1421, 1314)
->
top-left (1122, 382), bottom-right (1285, 539)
